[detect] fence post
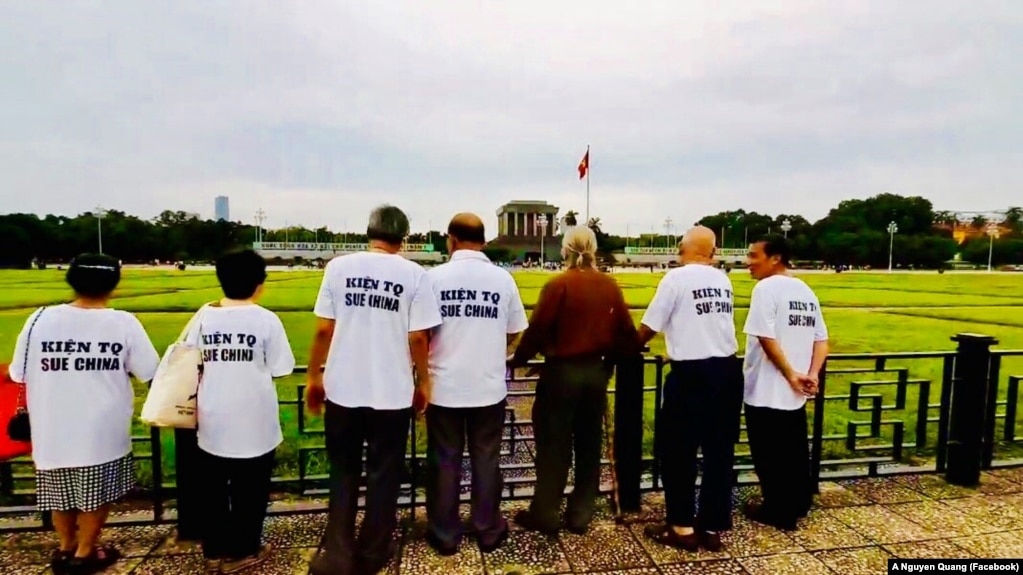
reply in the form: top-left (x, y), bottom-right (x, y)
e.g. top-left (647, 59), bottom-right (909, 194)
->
top-left (613, 354), bottom-right (644, 513)
top-left (945, 333), bottom-right (997, 487)
top-left (173, 428), bottom-right (202, 540)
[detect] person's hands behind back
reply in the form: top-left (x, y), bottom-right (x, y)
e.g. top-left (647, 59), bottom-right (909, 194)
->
top-left (305, 370), bottom-right (326, 415)
top-left (786, 372), bottom-right (817, 397)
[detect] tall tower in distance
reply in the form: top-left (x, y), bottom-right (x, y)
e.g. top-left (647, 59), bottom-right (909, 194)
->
top-left (214, 196), bottom-right (230, 221)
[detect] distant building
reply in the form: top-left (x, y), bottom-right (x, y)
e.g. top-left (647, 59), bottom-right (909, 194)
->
top-left (214, 196), bottom-right (230, 221)
top-left (490, 200), bottom-right (560, 261)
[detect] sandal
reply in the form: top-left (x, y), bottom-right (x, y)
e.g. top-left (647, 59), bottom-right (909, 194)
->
top-left (67, 545), bottom-right (121, 575)
top-left (50, 550), bottom-right (74, 575)
top-left (643, 523), bottom-right (699, 552)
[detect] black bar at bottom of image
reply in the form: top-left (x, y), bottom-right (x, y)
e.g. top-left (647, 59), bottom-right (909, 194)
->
top-left (889, 558), bottom-right (1022, 573)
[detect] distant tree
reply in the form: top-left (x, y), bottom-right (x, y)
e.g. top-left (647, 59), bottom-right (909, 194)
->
top-left (960, 238), bottom-right (1023, 267)
top-left (482, 245), bottom-right (512, 263)
top-left (1003, 207), bottom-right (1023, 237)
top-left (2, 194), bottom-right (1019, 268)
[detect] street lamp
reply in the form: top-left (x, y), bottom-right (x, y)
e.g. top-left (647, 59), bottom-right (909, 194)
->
top-left (781, 219), bottom-right (792, 239)
top-left (987, 222), bottom-right (1000, 272)
top-left (887, 221), bottom-right (898, 273)
top-left (664, 217), bottom-right (673, 249)
top-left (93, 206), bottom-right (107, 254)
top-left (538, 214), bottom-right (548, 268)
top-left (255, 209), bottom-right (267, 244)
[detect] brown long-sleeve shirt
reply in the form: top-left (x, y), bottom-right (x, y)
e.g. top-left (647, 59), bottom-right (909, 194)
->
top-left (512, 268), bottom-right (639, 364)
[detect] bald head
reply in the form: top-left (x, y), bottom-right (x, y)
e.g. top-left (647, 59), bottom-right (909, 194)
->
top-left (450, 212), bottom-right (483, 231)
top-left (679, 225), bottom-right (717, 263)
top-left (447, 213), bottom-right (486, 249)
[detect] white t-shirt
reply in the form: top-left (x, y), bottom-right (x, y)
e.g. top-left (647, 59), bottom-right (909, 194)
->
top-left (641, 264), bottom-right (738, 361)
top-left (427, 250), bottom-right (529, 408)
top-left (187, 304), bottom-right (296, 459)
top-left (9, 305), bottom-right (160, 470)
top-left (314, 251), bottom-right (443, 409)
top-left (742, 274), bottom-right (829, 410)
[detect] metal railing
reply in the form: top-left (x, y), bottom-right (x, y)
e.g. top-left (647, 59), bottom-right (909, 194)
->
top-left (0, 333), bottom-right (1020, 532)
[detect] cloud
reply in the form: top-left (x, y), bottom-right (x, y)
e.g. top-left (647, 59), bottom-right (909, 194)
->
top-left (1, 0), bottom-right (1020, 236)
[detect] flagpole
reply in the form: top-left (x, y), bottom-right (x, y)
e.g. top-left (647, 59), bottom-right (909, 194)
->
top-left (585, 144), bottom-right (590, 223)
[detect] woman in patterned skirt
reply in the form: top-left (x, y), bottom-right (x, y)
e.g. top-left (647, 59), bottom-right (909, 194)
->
top-left (8, 254), bottom-right (160, 574)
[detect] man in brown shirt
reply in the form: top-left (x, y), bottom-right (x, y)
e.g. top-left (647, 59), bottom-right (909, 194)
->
top-left (509, 226), bottom-right (638, 535)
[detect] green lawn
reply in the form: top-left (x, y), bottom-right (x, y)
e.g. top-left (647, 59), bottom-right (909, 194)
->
top-left (1, 268), bottom-right (1022, 489)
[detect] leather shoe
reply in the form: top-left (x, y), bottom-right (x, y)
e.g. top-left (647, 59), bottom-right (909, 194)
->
top-left (742, 501), bottom-right (797, 531)
top-left (479, 526), bottom-right (509, 553)
top-left (513, 510), bottom-right (559, 536)
top-left (699, 531), bottom-right (722, 552)
top-left (425, 531), bottom-right (458, 557)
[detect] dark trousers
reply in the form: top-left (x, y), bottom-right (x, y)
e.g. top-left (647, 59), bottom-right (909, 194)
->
top-left (173, 428), bottom-right (203, 541)
top-left (425, 401), bottom-right (507, 548)
top-left (197, 448), bottom-right (276, 560)
top-left (659, 357), bottom-right (744, 532)
top-left (744, 403), bottom-right (813, 524)
top-left (530, 357), bottom-right (609, 531)
top-left (317, 402), bottom-right (411, 575)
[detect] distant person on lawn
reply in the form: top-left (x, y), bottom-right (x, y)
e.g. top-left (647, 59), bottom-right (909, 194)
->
top-left (638, 226), bottom-right (743, 552)
top-left (742, 235), bottom-right (830, 531)
top-left (192, 249), bottom-right (296, 574)
top-left (9, 254), bottom-right (160, 574)
top-left (509, 226), bottom-right (638, 535)
top-left (424, 213), bottom-right (528, 555)
top-left (306, 205), bottom-right (442, 575)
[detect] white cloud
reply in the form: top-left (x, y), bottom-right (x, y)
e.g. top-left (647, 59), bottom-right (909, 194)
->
top-left (1, 0), bottom-right (1020, 237)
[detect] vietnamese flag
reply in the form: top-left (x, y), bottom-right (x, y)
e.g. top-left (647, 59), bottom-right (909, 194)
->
top-left (578, 149), bottom-right (589, 179)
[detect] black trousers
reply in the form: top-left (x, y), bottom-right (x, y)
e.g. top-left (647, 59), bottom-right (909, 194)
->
top-left (744, 403), bottom-right (813, 524)
top-left (659, 357), bottom-right (744, 531)
top-left (173, 428), bottom-right (203, 541)
top-left (197, 448), bottom-right (276, 560)
top-left (317, 402), bottom-right (411, 575)
top-left (530, 357), bottom-right (609, 531)
top-left (425, 400), bottom-right (507, 548)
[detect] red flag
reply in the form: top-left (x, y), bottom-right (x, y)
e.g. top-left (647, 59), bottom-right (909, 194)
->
top-left (577, 150), bottom-right (589, 179)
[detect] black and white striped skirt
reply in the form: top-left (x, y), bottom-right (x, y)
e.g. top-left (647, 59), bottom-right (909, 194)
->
top-left (35, 454), bottom-right (136, 512)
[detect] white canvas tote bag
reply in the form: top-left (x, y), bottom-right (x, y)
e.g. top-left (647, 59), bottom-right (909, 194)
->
top-left (140, 304), bottom-right (211, 429)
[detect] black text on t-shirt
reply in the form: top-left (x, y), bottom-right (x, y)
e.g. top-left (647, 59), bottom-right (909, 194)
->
top-left (39, 340), bottom-right (125, 371)
top-left (788, 300), bottom-right (818, 327)
top-left (202, 332), bottom-right (257, 362)
top-left (439, 288), bottom-right (500, 320)
top-left (344, 276), bottom-right (402, 312)
top-left (693, 287), bottom-right (733, 316)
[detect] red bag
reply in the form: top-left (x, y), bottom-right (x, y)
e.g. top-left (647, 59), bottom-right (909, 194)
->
top-left (0, 364), bottom-right (31, 461)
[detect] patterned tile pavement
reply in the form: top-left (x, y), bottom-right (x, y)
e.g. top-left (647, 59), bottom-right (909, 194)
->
top-left (1, 467), bottom-right (1022, 574)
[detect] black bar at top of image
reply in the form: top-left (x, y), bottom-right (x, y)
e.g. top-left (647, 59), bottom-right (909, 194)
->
top-left (889, 558), bottom-right (1023, 573)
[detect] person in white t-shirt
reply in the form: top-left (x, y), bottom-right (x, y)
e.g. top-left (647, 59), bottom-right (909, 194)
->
top-left (637, 226), bottom-right (743, 553)
top-left (741, 235), bottom-right (829, 531)
top-left (424, 213), bottom-right (528, 556)
top-left (306, 205), bottom-right (442, 575)
top-left (186, 249), bottom-right (295, 574)
top-left (9, 254), bottom-right (160, 574)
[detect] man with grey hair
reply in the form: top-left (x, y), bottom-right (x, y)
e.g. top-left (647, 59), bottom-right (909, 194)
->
top-left (509, 225), bottom-right (638, 535)
top-left (306, 205), bottom-right (442, 575)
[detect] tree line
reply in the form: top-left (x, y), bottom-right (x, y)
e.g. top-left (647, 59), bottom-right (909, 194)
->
top-left (0, 195), bottom-right (1021, 269)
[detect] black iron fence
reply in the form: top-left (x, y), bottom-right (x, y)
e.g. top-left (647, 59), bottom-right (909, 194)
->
top-left (0, 332), bottom-right (1020, 532)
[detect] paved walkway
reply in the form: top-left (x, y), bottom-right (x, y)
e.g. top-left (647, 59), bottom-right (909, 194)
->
top-left (2, 468), bottom-right (1023, 574)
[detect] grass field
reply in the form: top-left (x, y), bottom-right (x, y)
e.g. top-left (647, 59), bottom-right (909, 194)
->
top-left (1, 268), bottom-right (1022, 488)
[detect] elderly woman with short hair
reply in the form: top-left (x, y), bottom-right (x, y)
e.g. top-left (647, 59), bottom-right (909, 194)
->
top-left (9, 254), bottom-right (160, 574)
top-left (509, 226), bottom-right (639, 535)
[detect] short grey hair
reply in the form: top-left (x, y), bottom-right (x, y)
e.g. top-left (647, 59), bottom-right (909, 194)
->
top-left (367, 205), bottom-right (410, 245)
top-left (562, 226), bottom-right (598, 269)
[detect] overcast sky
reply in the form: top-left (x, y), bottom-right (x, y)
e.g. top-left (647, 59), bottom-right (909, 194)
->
top-left (1, 1), bottom-right (1020, 236)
